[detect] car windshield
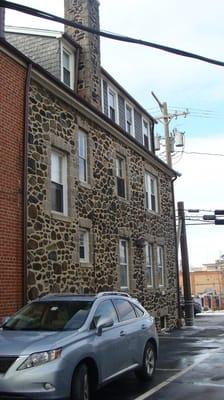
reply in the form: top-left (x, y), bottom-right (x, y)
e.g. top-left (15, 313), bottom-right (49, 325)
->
top-left (3, 300), bottom-right (93, 331)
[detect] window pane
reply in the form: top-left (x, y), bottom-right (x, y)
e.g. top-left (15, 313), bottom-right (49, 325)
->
top-left (63, 50), bottom-right (70, 69)
top-left (119, 240), bottom-right (127, 264)
top-left (80, 231), bottom-right (89, 262)
top-left (51, 182), bottom-right (63, 213)
top-left (63, 68), bottom-right (70, 87)
top-left (146, 267), bottom-right (153, 286)
top-left (113, 299), bottom-right (136, 321)
top-left (51, 152), bottom-right (62, 184)
top-left (120, 264), bottom-right (128, 287)
top-left (79, 158), bottom-right (87, 182)
top-left (117, 177), bottom-right (125, 198)
top-left (79, 132), bottom-right (87, 158)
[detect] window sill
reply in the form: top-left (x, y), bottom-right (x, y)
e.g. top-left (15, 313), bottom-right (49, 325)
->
top-left (80, 262), bottom-right (93, 268)
top-left (51, 211), bottom-right (72, 223)
top-left (145, 208), bottom-right (160, 216)
top-left (117, 195), bottom-right (129, 203)
top-left (79, 180), bottom-right (92, 190)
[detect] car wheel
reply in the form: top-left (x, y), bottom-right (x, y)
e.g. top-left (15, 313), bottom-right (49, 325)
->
top-left (135, 342), bottom-right (156, 381)
top-left (71, 363), bottom-right (90, 400)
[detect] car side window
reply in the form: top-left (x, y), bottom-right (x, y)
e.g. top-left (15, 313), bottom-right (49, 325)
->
top-left (133, 304), bottom-right (144, 317)
top-left (113, 299), bottom-right (136, 322)
top-left (91, 300), bottom-right (118, 329)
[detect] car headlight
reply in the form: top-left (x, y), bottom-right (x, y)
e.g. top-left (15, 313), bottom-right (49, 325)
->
top-left (18, 349), bottom-right (62, 370)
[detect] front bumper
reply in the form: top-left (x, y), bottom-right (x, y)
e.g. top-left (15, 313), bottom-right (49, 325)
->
top-left (0, 356), bottom-right (71, 399)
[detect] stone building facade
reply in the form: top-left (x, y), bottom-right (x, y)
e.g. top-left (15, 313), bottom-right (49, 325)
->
top-left (1, 0), bottom-right (179, 329)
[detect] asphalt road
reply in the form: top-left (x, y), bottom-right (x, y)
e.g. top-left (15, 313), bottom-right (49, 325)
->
top-left (95, 313), bottom-right (224, 400)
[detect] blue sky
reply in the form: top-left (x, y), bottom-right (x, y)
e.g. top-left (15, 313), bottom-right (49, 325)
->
top-left (5, 0), bottom-right (224, 267)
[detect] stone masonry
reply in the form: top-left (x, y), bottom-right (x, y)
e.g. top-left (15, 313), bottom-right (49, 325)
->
top-left (27, 79), bottom-right (178, 330)
top-left (64, 0), bottom-right (101, 109)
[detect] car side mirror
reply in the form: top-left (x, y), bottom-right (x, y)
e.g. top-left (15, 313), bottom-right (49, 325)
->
top-left (96, 317), bottom-right (114, 336)
top-left (1, 316), bottom-right (10, 327)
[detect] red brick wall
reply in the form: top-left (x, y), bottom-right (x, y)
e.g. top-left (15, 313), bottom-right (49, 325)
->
top-left (0, 49), bottom-right (26, 318)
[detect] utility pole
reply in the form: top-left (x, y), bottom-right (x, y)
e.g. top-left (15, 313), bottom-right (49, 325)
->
top-left (151, 92), bottom-right (188, 168)
top-left (178, 201), bottom-right (194, 326)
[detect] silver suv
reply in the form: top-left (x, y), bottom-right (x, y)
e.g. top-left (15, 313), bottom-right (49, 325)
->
top-left (0, 292), bottom-right (158, 400)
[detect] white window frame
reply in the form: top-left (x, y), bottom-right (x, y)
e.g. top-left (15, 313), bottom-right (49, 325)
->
top-left (78, 130), bottom-right (88, 183)
top-left (108, 86), bottom-right (118, 123)
top-left (142, 119), bottom-right (151, 150)
top-left (125, 102), bottom-right (134, 137)
top-left (80, 230), bottom-right (90, 263)
top-left (157, 245), bottom-right (165, 287)
top-left (61, 42), bottom-right (75, 89)
top-left (145, 243), bottom-right (153, 288)
top-left (119, 239), bottom-right (129, 289)
top-left (51, 149), bottom-right (68, 216)
top-left (144, 171), bottom-right (158, 213)
top-left (116, 155), bottom-right (126, 198)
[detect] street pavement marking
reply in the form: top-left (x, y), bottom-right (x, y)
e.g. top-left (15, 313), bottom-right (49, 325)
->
top-left (156, 368), bottom-right (181, 372)
top-left (134, 348), bottom-right (219, 400)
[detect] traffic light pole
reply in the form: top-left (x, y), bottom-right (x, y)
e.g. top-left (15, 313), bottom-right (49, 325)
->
top-left (178, 201), bottom-right (194, 326)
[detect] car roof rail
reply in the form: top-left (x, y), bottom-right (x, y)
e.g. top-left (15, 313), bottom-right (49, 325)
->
top-left (97, 291), bottom-right (130, 298)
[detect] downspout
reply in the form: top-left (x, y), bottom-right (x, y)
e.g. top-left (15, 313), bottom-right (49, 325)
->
top-left (171, 175), bottom-right (182, 326)
top-left (23, 62), bottom-right (32, 306)
top-left (0, 7), bottom-right (5, 38)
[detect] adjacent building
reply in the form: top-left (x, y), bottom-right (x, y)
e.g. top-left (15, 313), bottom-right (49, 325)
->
top-left (0, 0), bottom-right (179, 330)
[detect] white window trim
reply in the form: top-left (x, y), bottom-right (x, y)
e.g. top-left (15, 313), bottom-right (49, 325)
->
top-left (80, 230), bottom-right (90, 263)
top-left (119, 239), bottom-right (129, 289)
top-left (157, 245), bottom-right (165, 287)
top-left (145, 243), bottom-right (154, 288)
top-left (142, 118), bottom-right (151, 150)
top-left (107, 85), bottom-right (119, 123)
top-left (78, 130), bottom-right (88, 184)
top-left (51, 149), bottom-right (68, 216)
top-left (125, 102), bottom-right (135, 137)
top-left (145, 171), bottom-right (158, 213)
top-left (61, 41), bottom-right (75, 89)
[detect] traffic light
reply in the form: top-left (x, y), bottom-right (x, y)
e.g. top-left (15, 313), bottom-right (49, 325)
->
top-left (215, 219), bottom-right (224, 225)
top-left (215, 210), bottom-right (224, 215)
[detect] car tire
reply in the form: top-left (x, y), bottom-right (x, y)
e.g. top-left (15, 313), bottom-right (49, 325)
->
top-left (71, 363), bottom-right (90, 400)
top-left (135, 342), bottom-right (156, 382)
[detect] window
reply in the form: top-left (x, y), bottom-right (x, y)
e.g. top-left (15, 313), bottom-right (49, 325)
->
top-left (92, 300), bottom-right (118, 328)
top-left (113, 299), bottom-right (136, 321)
top-left (157, 245), bottom-right (165, 286)
top-left (133, 304), bottom-right (144, 317)
top-left (61, 44), bottom-right (74, 89)
top-left (51, 150), bottom-right (68, 215)
top-left (145, 243), bottom-right (153, 287)
top-left (125, 103), bottom-right (134, 136)
top-left (145, 171), bottom-right (158, 212)
top-left (119, 239), bottom-right (129, 289)
top-left (143, 120), bottom-right (151, 150)
top-left (79, 131), bottom-right (88, 183)
top-left (116, 156), bottom-right (126, 198)
top-left (80, 230), bottom-right (89, 263)
top-left (108, 88), bottom-right (117, 122)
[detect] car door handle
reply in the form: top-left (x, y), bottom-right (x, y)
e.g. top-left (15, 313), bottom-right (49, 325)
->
top-left (120, 330), bottom-right (126, 336)
top-left (141, 324), bottom-right (146, 330)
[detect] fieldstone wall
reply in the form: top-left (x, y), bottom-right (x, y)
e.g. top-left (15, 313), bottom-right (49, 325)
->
top-left (64, 0), bottom-right (101, 109)
top-left (27, 79), bottom-right (178, 330)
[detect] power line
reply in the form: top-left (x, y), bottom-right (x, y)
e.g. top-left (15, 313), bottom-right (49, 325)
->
top-left (2, 0), bottom-right (224, 68)
top-left (176, 150), bottom-right (224, 157)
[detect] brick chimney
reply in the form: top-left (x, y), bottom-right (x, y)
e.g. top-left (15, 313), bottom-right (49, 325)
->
top-left (64, 0), bottom-right (101, 110)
